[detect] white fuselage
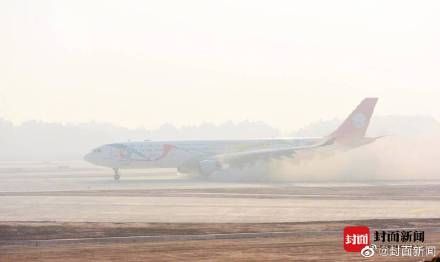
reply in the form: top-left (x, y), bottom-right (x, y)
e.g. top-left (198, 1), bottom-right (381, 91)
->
top-left (83, 98), bottom-right (379, 180)
top-left (84, 138), bottom-right (320, 170)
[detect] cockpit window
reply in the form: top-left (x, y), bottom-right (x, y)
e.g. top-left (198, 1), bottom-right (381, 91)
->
top-left (93, 148), bottom-right (101, 153)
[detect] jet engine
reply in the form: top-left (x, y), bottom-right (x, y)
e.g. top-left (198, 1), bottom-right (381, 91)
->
top-left (198, 159), bottom-right (222, 176)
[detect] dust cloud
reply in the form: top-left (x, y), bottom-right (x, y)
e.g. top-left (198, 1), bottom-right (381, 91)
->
top-left (269, 133), bottom-right (440, 182)
top-left (211, 133), bottom-right (440, 182)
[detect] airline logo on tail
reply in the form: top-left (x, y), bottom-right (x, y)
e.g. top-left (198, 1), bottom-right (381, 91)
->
top-left (352, 113), bottom-right (367, 129)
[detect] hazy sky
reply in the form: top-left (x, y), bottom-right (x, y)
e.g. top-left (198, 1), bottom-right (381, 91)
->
top-left (1, 0), bottom-right (439, 132)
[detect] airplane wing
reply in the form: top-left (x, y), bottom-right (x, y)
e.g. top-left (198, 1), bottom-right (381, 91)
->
top-left (214, 137), bottom-right (335, 166)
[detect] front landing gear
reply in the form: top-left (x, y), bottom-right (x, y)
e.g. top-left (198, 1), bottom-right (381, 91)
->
top-left (113, 168), bottom-right (120, 181)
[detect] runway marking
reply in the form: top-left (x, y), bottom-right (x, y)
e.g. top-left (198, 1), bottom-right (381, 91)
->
top-left (1, 227), bottom-right (439, 247)
top-left (0, 231), bottom-right (334, 247)
top-left (2, 190), bottom-right (440, 200)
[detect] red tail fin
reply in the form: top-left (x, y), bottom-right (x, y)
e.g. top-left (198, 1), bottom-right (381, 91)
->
top-left (328, 98), bottom-right (378, 145)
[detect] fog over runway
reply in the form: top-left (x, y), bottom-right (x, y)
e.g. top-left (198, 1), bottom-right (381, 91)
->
top-left (1, 161), bottom-right (440, 223)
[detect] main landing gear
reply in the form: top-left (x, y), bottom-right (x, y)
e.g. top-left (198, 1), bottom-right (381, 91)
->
top-left (113, 168), bottom-right (120, 181)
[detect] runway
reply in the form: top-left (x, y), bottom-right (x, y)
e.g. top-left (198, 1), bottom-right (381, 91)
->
top-left (2, 161), bottom-right (440, 223)
top-left (1, 161), bottom-right (440, 261)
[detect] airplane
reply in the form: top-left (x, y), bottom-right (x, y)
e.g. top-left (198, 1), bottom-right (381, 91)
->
top-left (84, 98), bottom-right (379, 180)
